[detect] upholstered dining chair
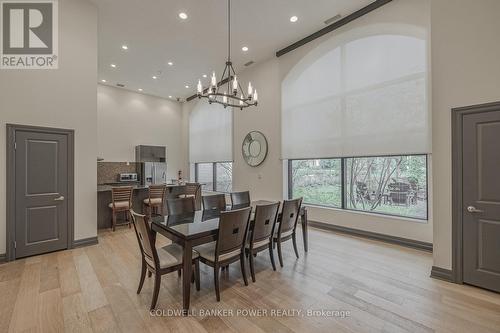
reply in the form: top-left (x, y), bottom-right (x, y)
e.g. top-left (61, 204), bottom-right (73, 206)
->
top-left (109, 186), bottom-right (134, 231)
top-left (194, 207), bottom-right (251, 301)
top-left (202, 194), bottom-right (227, 211)
top-left (230, 191), bottom-right (251, 208)
top-left (130, 210), bottom-right (200, 310)
top-left (143, 184), bottom-right (167, 218)
top-left (167, 197), bottom-right (195, 215)
top-left (273, 198), bottom-right (303, 267)
top-left (246, 202), bottom-right (280, 282)
top-left (178, 182), bottom-right (202, 210)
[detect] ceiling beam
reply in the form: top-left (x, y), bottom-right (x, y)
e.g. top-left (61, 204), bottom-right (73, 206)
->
top-left (276, 0), bottom-right (393, 57)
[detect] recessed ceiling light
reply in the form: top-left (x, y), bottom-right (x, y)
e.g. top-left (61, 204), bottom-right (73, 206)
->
top-left (167, 61), bottom-right (173, 66)
top-left (185, 85), bottom-right (189, 88)
top-left (242, 46), bottom-right (249, 52)
top-left (202, 74), bottom-right (207, 78)
top-left (138, 88), bottom-right (143, 92)
top-left (152, 76), bottom-right (157, 79)
top-left (101, 79), bottom-right (106, 83)
top-left (110, 64), bottom-right (117, 68)
top-left (290, 16), bottom-right (298, 23)
top-left (168, 95), bottom-right (172, 98)
top-left (179, 12), bottom-right (188, 20)
top-left (121, 45), bottom-right (128, 50)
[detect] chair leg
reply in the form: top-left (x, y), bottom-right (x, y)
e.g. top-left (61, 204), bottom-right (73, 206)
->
top-left (248, 250), bottom-right (256, 283)
top-left (150, 273), bottom-right (161, 310)
top-left (112, 211), bottom-right (116, 232)
top-left (194, 260), bottom-right (200, 291)
top-left (137, 259), bottom-right (146, 294)
top-left (240, 253), bottom-right (248, 286)
top-left (128, 211), bottom-right (131, 228)
top-left (269, 244), bottom-right (276, 271)
top-left (214, 265), bottom-right (221, 302)
top-left (277, 240), bottom-right (284, 267)
top-left (292, 233), bottom-right (299, 259)
top-left (178, 269), bottom-right (181, 277)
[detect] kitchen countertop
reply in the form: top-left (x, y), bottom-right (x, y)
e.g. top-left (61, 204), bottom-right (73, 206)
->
top-left (97, 183), bottom-right (186, 193)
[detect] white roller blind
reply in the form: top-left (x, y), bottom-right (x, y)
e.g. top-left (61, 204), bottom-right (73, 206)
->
top-left (189, 100), bottom-right (233, 163)
top-left (282, 33), bottom-right (429, 159)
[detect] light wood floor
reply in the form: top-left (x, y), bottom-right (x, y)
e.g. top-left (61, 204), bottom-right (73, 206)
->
top-left (1, 227), bottom-right (499, 333)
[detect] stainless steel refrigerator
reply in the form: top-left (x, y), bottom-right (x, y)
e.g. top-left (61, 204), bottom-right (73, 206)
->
top-left (140, 162), bottom-right (167, 186)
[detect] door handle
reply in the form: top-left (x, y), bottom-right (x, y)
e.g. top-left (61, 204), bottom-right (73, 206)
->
top-left (467, 206), bottom-right (483, 213)
top-left (54, 196), bottom-right (65, 202)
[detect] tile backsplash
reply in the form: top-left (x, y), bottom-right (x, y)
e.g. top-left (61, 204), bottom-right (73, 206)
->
top-left (97, 162), bottom-right (139, 184)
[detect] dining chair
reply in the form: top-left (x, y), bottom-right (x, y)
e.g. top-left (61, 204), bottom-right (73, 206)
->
top-left (246, 202), bottom-right (280, 282)
top-left (194, 207), bottom-right (251, 301)
top-left (130, 210), bottom-right (200, 310)
top-left (230, 191), bottom-right (251, 208)
top-left (274, 198), bottom-right (303, 267)
top-left (109, 186), bottom-right (133, 231)
top-left (178, 182), bottom-right (202, 210)
top-left (202, 194), bottom-right (227, 211)
top-left (143, 184), bottom-right (167, 218)
top-left (167, 197), bottom-right (195, 215)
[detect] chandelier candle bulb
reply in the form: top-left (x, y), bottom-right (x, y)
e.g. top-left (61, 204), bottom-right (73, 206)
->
top-left (254, 90), bottom-right (258, 103)
top-left (223, 93), bottom-right (228, 105)
top-left (197, 80), bottom-right (203, 94)
top-left (211, 72), bottom-right (217, 87)
top-left (248, 82), bottom-right (253, 97)
top-left (232, 76), bottom-right (238, 95)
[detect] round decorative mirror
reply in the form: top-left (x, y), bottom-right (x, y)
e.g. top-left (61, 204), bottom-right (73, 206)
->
top-left (242, 131), bottom-right (268, 167)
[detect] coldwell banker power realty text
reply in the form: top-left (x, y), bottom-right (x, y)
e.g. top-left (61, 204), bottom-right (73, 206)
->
top-left (1, 0), bottom-right (58, 69)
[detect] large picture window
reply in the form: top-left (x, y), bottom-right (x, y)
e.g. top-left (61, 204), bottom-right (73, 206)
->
top-left (195, 162), bottom-right (232, 193)
top-left (289, 155), bottom-right (428, 220)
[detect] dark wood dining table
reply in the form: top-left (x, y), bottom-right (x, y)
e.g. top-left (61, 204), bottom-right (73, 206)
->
top-left (150, 200), bottom-right (308, 313)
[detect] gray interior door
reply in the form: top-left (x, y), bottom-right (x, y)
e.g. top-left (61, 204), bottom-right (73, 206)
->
top-left (14, 130), bottom-right (69, 258)
top-left (462, 110), bottom-right (500, 293)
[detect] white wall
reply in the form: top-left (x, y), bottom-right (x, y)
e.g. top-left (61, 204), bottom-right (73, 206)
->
top-left (431, 0), bottom-right (500, 269)
top-left (184, 0), bottom-right (433, 243)
top-left (0, 0), bottom-right (98, 251)
top-left (97, 84), bottom-right (184, 181)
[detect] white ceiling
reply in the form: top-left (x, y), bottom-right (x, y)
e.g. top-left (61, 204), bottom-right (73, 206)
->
top-left (91, 0), bottom-right (374, 101)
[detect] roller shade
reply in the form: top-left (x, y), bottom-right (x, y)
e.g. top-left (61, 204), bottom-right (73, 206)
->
top-left (282, 32), bottom-right (430, 159)
top-left (189, 100), bottom-right (233, 163)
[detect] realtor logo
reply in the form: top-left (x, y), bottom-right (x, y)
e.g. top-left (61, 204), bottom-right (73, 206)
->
top-left (1, 0), bottom-right (58, 69)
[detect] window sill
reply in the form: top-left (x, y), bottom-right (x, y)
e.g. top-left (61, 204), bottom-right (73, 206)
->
top-left (302, 203), bottom-right (429, 224)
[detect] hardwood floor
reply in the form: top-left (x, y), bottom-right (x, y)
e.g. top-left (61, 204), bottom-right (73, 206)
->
top-left (1, 227), bottom-right (499, 333)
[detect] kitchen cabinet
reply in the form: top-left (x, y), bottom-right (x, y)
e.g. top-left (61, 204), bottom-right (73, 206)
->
top-left (135, 145), bottom-right (166, 162)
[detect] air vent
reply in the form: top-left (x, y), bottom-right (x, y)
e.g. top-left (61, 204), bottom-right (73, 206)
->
top-left (116, 83), bottom-right (125, 88)
top-left (324, 14), bottom-right (342, 25)
top-left (244, 61), bottom-right (254, 67)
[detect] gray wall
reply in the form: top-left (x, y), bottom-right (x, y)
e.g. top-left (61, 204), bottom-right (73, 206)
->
top-left (0, 0), bottom-right (98, 252)
top-left (431, 0), bottom-right (500, 269)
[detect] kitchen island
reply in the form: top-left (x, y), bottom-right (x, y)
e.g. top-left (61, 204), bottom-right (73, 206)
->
top-left (97, 184), bottom-right (191, 229)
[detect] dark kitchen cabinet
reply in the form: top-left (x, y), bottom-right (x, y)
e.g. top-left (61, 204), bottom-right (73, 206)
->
top-left (135, 145), bottom-right (166, 162)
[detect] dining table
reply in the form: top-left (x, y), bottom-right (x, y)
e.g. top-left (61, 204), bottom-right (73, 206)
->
top-left (150, 200), bottom-right (309, 313)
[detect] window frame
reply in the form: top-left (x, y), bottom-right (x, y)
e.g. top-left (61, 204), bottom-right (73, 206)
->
top-left (194, 161), bottom-right (233, 193)
top-left (288, 154), bottom-right (429, 221)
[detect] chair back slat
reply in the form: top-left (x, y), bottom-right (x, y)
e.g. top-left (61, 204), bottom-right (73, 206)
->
top-left (167, 197), bottom-right (195, 215)
top-left (252, 202), bottom-right (280, 244)
top-left (216, 207), bottom-right (251, 259)
top-left (202, 194), bottom-right (226, 211)
top-left (130, 210), bottom-right (158, 269)
top-left (111, 186), bottom-right (133, 206)
top-left (148, 184), bottom-right (166, 200)
top-left (184, 182), bottom-right (201, 196)
top-left (278, 198), bottom-right (302, 235)
top-left (230, 191), bottom-right (250, 207)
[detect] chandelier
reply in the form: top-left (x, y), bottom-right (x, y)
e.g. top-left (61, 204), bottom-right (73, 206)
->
top-left (196, 0), bottom-right (258, 110)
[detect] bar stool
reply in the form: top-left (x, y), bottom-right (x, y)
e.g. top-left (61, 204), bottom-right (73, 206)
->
top-left (109, 186), bottom-right (133, 231)
top-left (143, 184), bottom-right (167, 218)
top-left (178, 182), bottom-right (201, 210)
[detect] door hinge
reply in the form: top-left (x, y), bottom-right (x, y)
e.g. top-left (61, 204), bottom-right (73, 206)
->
top-left (13, 241), bottom-right (16, 249)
